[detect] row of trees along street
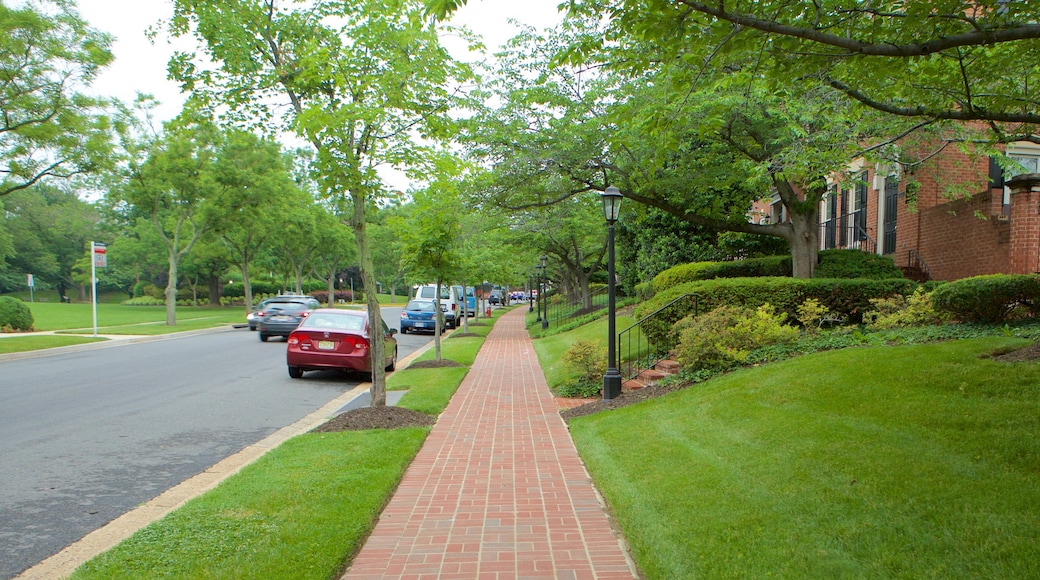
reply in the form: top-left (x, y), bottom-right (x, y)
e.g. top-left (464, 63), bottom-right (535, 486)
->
top-left (3, 0), bottom-right (1038, 405)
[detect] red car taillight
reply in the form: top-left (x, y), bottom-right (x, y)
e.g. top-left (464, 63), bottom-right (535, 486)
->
top-left (287, 333), bottom-right (301, 346)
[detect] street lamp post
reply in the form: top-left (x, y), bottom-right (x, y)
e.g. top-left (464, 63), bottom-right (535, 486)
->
top-left (535, 264), bottom-right (544, 323)
top-left (601, 186), bottom-right (624, 400)
top-left (528, 274), bottom-right (534, 312)
top-left (540, 255), bottom-right (549, 329)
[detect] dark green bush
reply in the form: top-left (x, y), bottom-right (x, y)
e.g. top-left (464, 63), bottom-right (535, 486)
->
top-left (652, 256), bottom-right (792, 292)
top-left (815, 249), bottom-right (904, 279)
top-left (931, 274), bottom-right (1040, 323)
top-left (635, 277), bottom-right (919, 349)
top-left (0, 296), bottom-right (34, 331)
top-left (308, 290), bottom-right (359, 303)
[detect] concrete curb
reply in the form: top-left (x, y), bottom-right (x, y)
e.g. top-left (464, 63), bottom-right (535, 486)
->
top-left (15, 332), bottom-right (441, 580)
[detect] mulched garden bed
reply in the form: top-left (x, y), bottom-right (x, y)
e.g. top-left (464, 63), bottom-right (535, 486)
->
top-left (313, 406), bottom-right (436, 432)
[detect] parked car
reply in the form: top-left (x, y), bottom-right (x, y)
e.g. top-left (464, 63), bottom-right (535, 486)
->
top-left (286, 308), bottom-right (398, 378)
top-left (412, 284), bottom-right (464, 328)
top-left (257, 299), bottom-right (319, 341)
top-left (400, 299), bottom-right (441, 334)
top-left (488, 289), bottom-right (503, 305)
top-left (247, 294), bottom-right (320, 330)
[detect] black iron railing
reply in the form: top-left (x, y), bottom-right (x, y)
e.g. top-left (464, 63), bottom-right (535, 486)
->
top-left (617, 293), bottom-right (700, 381)
top-left (542, 286), bottom-right (609, 327)
top-left (907, 249), bottom-right (932, 282)
top-left (821, 215), bottom-right (878, 255)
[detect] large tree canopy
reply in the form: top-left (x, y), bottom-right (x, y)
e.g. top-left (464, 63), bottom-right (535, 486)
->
top-left (0, 0), bottom-right (121, 197)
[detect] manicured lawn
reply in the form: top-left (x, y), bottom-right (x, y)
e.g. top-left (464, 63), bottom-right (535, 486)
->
top-left (568, 337), bottom-right (1040, 578)
top-left (71, 428), bottom-right (428, 580)
top-left (26, 302), bottom-right (242, 332)
top-left (0, 335), bottom-right (105, 354)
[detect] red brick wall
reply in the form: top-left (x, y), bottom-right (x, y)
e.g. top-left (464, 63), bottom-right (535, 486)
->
top-left (916, 190), bottom-right (1010, 281)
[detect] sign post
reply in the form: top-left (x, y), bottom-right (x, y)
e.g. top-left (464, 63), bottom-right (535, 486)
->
top-left (91, 242), bottom-right (107, 336)
top-left (27, 274), bottom-right (34, 303)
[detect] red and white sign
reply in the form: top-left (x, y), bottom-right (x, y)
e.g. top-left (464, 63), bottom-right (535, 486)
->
top-left (93, 242), bottom-right (107, 267)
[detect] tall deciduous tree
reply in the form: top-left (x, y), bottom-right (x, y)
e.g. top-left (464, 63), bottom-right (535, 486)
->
top-left (0, 0), bottom-right (121, 197)
top-left (168, 0), bottom-right (474, 405)
top-left (209, 132), bottom-right (300, 313)
top-left (399, 176), bottom-right (463, 361)
top-left (117, 114), bottom-right (222, 325)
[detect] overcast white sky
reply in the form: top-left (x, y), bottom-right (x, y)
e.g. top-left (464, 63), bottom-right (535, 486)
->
top-left (76, 0), bottom-right (567, 123)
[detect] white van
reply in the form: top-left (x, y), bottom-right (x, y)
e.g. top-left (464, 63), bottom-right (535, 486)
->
top-left (412, 284), bottom-right (464, 328)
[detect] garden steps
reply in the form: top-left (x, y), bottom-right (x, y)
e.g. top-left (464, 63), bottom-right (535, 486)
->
top-left (623, 359), bottom-right (681, 390)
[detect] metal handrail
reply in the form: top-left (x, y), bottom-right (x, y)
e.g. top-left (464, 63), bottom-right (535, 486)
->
top-left (908, 249), bottom-right (932, 281)
top-left (617, 293), bottom-right (699, 381)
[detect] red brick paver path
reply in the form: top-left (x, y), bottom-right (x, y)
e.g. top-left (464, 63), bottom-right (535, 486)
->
top-left (344, 308), bottom-right (636, 579)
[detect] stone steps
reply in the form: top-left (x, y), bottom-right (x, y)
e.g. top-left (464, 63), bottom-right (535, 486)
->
top-left (623, 359), bottom-right (681, 390)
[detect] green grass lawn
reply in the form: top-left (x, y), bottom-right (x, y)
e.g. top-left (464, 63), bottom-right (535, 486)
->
top-left (567, 337), bottom-right (1040, 578)
top-left (0, 335), bottom-right (106, 354)
top-left (26, 302), bottom-right (243, 332)
top-left (71, 428), bottom-right (428, 580)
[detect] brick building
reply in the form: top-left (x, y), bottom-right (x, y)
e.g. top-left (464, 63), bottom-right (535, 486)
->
top-left (754, 141), bottom-right (1040, 281)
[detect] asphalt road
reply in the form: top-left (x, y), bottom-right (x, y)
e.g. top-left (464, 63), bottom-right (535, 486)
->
top-left (0, 306), bottom-right (427, 579)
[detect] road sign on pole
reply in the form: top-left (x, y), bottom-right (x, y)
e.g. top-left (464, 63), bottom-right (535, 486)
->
top-left (90, 242), bottom-right (104, 336)
top-left (27, 274), bottom-right (34, 303)
top-left (93, 242), bottom-right (107, 268)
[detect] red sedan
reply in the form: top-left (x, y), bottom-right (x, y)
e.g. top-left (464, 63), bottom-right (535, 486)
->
top-left (286, 308), bottom-right (398, 379)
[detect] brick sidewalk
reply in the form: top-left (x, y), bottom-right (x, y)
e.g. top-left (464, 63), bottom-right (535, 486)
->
top-left (343, 307), bottom-right (636, 579)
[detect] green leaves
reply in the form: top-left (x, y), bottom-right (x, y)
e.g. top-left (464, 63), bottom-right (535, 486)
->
top-left (0, 0), bottom-right (120, 196)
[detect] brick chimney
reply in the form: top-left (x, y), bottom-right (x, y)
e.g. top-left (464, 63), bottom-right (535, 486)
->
top-left (1006, 173), bottom-right (1040, 274)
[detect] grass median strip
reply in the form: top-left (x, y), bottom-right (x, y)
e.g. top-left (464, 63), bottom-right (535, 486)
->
top-left (0, 335), bottom-right (106, 354)
top-left (71, 428), bottom-right (428, 580)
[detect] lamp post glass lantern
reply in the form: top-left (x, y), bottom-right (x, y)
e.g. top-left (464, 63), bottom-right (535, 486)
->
top-left (601, 186), bottom-right (623, 400)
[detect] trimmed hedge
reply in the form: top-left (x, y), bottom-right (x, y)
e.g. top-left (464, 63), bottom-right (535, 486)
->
top-left (815, 249), bottom-right (904, 279)
top-left (0, 296), bottom-right (34, 331)
top-left (931, 274), bottom-right (1040, 323)
top-left (634, 277), bottom-right (919, 349)
top-left (652, 256), bottom-right (791, 291)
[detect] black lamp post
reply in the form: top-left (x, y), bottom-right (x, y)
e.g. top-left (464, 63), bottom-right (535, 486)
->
top-left (535, 264), bottom-right (544, 322)
top-left (528, 274), bottom-right (534, 312)
top-left (540, 255), bottom-right (549, 329)
top-left (601, 185), bottom-right (623, 400)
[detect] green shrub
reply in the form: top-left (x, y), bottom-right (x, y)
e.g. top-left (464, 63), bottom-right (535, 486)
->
top-left (796, 298), bottom-right (833, 333)
top-left (652, 256), bottom-right (792, 292)
top-left (815, 249), bottom-right (904, 279)
top-left (674, 304), bottom-right (798, 371)
top-left (636, 277), bottom-right (918, 349)
top-left (122, 296), bottom-right (165, 306)
top-left (308, 290), bottom-right (358, 304)
top-left (0, 296), bottom-right (34, 331)
top-left (931, 274), bottom-right (1040, 323)
top-left (865, 288), bottom-right (950, 329)
top-left (562, 340), bottom-right (606, 383)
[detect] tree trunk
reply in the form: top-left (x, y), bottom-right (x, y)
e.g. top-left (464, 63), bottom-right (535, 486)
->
top-left (352, 190), bottom-right (386, 407)
top-left (241, 264), bottom-right (253, 313)
top-left (326, 270), bottom-right (336, 307)
top-left (165, 250), bottom-right (178, 326)
top-left (433, 280), bottom-right (444, 361)
top-left (208, 275), bottom-right (222, 307)
top-left (787, 206), bottom-right (820, 279)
